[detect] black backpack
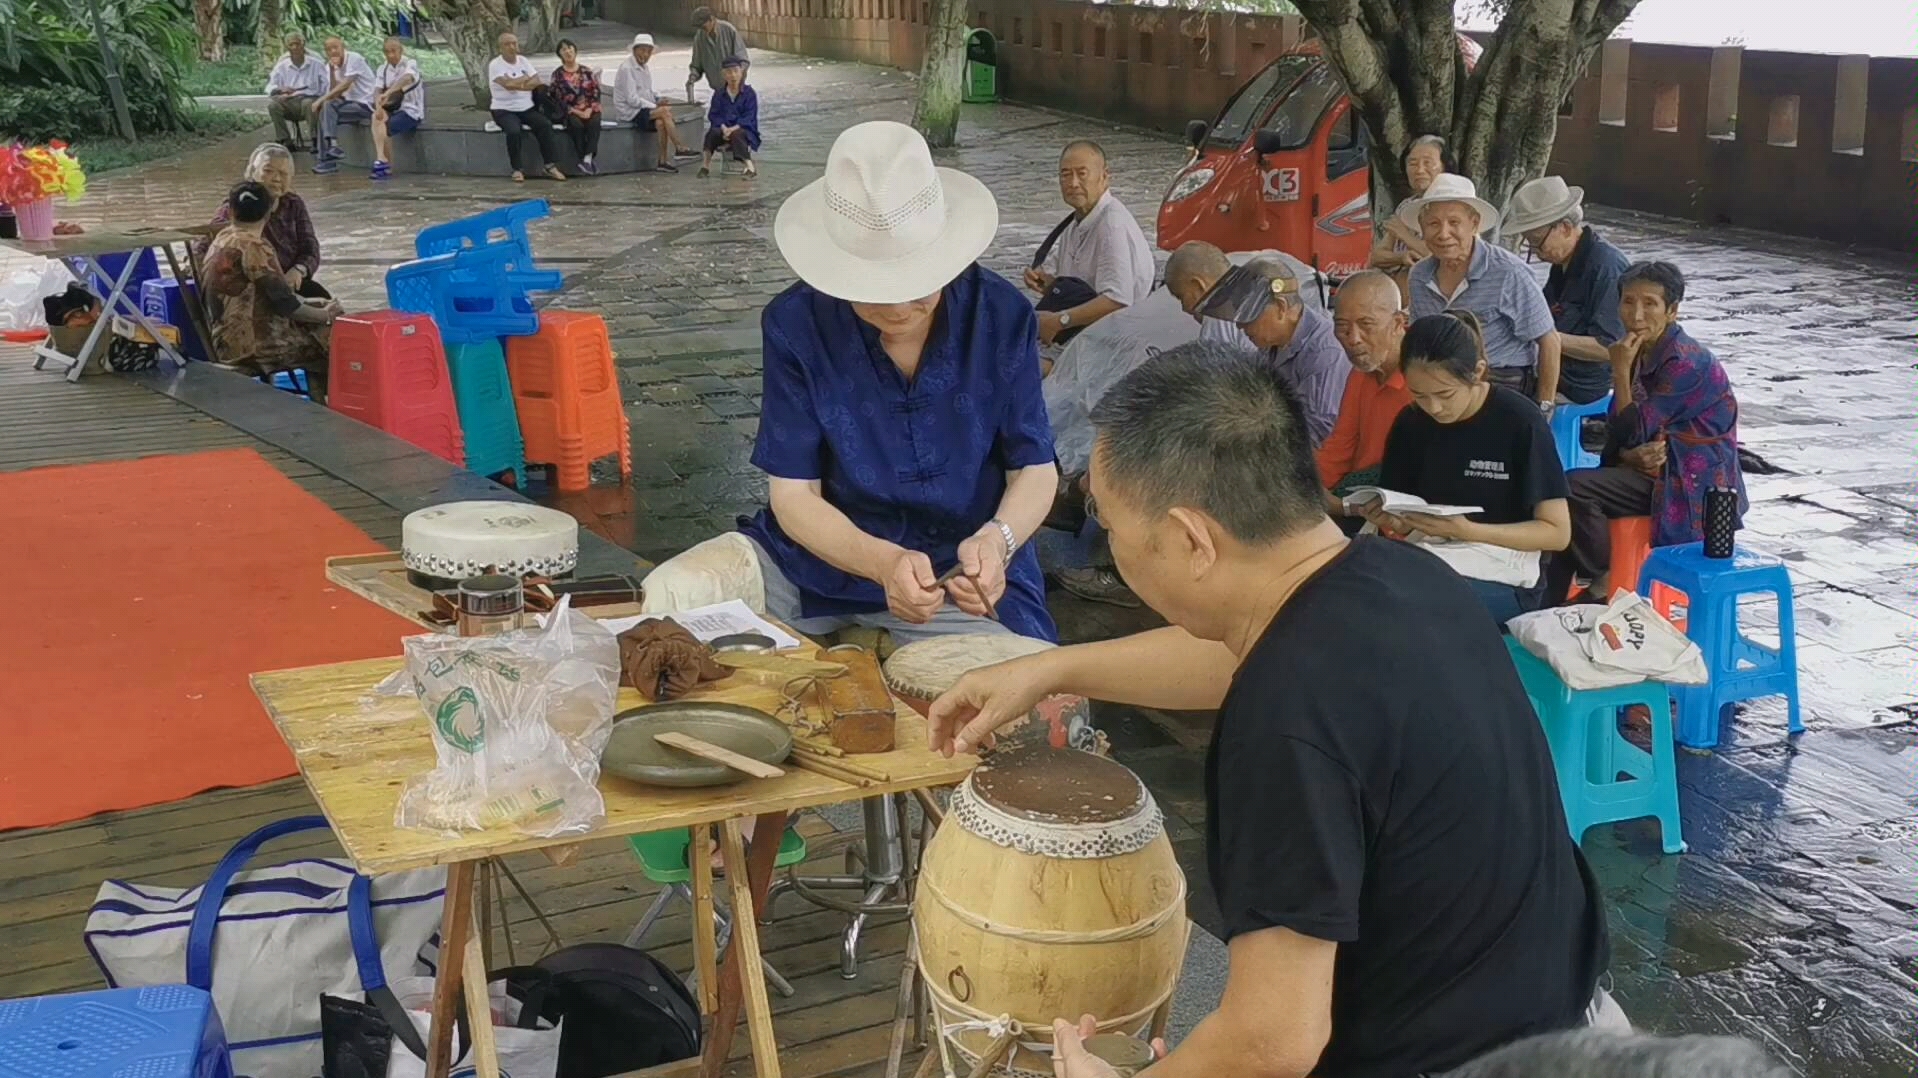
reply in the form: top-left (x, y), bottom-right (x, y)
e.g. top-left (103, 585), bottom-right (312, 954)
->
top-left (500, 943), bottom-right (702, 1078)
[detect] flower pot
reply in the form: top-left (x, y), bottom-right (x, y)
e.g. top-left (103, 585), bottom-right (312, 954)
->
top-left (13, 198), bottom-right (54, 242)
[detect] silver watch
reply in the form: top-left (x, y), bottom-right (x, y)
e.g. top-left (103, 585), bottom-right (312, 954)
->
top-left (988, 518), bottom-right (1017, 561)
top-left (1057, 311), bottom-right (1073, 328)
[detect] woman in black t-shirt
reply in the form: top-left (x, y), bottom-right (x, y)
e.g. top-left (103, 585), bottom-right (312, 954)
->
top-left (1367, 311), bottom-right (1571, 623)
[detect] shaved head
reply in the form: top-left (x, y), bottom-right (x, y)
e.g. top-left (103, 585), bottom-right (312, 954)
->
top-left (1335, 269), bottom-right (1401, 314)
top-left (1165, 241), bottom-right (1230, 295)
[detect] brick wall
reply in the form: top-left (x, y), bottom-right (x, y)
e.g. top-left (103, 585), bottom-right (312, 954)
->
top-left (606, 0), bottom-right (1918, 250)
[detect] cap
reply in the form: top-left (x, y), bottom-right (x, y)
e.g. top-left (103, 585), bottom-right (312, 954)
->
top-left (691, 5), bottom-right (714, 24)
top-left (631, 32), bottom-right (655, 47)
top-left (1196, 259), bottom-right (1300, 324)
top-left (721, 55), bottom-right (746, 68)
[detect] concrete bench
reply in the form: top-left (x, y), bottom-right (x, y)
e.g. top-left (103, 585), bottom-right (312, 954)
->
top-left (334, 105), bottom-right (705, 177)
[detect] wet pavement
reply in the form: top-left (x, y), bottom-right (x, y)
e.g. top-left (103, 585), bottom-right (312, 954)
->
top-left (22, 19), bottom-right (1917, 1074)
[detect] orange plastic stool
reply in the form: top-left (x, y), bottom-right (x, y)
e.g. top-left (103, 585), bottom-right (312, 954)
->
top-left (1568, 515), bottom-right (1653, 602)
top-left (504, 311), bottom-right (632, 492)
top-left (327, 311), bottom-right (464, 465)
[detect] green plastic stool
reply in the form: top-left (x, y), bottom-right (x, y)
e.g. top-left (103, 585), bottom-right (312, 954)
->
top-left (625, 826), bottom-right (808, 997)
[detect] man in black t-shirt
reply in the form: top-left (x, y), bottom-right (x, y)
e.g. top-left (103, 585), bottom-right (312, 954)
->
top-left (929, 341), bottom-right (1614, 1078)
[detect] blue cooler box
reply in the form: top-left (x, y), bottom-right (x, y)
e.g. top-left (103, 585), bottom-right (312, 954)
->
top-left (141, 278), bottom-right (210, 362)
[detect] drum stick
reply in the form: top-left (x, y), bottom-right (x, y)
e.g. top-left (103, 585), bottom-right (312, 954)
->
top-left (653, 732), bottom-right (787, 779)
top-left (793, 744), bottom-right (893, 782)
top-left (789, 753), bottom-right (889, 787)
top-left (965, 1029), bottom-right (1018, 1078)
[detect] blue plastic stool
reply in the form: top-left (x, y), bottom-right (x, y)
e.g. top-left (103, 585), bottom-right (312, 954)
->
top-left (1551, 392), bottom-right (1611, 471)
top-left (265, 369), bottom-right (311, 397)
top-left (140, 278), bottom-right (209, 362)
top-left (386, 246), bottom-right (561, 343)
top-left (0, 985), bottom-right (235, 1078)
top-left (446, 339), bottom-right (527, 486)
top-left (1506, 639), bottom-right (1685, 853)
top-left (1637, 542), bottom-right (1802, 750)
top-left (415, 199), bottom-right (550, 262)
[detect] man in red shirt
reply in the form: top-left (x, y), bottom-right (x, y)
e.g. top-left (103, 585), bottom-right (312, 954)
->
top-left (1320, 270), bottom-right (1414, 520)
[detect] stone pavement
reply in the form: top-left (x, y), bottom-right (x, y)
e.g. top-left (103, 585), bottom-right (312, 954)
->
top-left (23, 19), bottom-right (1917, 1074)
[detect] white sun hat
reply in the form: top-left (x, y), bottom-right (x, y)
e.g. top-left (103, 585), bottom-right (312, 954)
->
top-left (631, 33), bottom-right (655, 47)
top-left (1396, 172), bottom-right (1500, 236)
top-left (773, 120), bottom-right (999, 304)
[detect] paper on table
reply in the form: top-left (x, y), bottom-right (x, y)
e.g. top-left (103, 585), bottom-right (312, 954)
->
top-left (596, 599), bottom-right (804, 650)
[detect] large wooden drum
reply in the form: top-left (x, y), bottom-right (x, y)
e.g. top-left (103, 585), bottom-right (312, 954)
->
top-left (914, 748), bottom-right (1188, 1077)
top-left (883, 634), bottom-right (1092, 752)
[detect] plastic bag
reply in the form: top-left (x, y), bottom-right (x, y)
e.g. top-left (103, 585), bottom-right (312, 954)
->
top-left (1045, 287), bottom-right (1202, 476)
top-left (0, 254), bottom-right (76, 330)
top-left (394, 601), bottom-right (621, 838)
top-left (1509, 590), bottom-right (1708, 690)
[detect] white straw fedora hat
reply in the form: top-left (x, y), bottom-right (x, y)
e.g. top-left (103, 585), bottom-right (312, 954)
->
top-left (774, 120), bottom-right (999, 304)
top-left (630, 32), bottom-right (655, 47)
top-left (1396, 173), bottom-right (1500, 236)
top-left (1501, 175), bottom-right (1585, 236)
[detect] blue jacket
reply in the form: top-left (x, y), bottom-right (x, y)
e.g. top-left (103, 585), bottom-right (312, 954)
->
top-left (707, 84), bottom-right (760, 150)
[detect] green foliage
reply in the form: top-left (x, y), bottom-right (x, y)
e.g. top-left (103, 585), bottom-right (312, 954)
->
top-left (0, 84), bottom-right (102, 142)
top-left (220, 0), bottom-right (404, 47)
top-left (183, 28), bottom-right (465, 96)
top-left (67, 105), bottom-right (268, 173)
top-left (0, 0), bottom-right (197, 133)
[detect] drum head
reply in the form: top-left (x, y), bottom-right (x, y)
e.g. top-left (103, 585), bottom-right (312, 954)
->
top-left (882, 633), bottom-right (1056, 699)
top-left (970, 745), bottom-right (1145, 825)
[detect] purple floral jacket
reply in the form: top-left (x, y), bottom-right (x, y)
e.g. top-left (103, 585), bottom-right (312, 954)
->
top-left (1627, 324), bottom-right (1746, 546)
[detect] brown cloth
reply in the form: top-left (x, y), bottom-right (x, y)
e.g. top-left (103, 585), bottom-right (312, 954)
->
top-left (618, 619), bottom-right (729, 701)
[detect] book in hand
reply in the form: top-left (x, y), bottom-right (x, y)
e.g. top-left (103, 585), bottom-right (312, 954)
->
top-left (1340, 487), bottom-right (1481, 519)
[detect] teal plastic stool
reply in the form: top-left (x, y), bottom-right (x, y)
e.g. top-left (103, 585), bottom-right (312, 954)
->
top-left (445, 339), bottom-right (526, 486)
top-left (1505, 640), bottom-right (1686, 854)
top-left (625, 826), bottom-right (808, 997)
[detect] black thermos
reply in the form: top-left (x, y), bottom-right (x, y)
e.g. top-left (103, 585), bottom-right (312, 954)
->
top-left (1704, 487), bottom-right (1739, 558)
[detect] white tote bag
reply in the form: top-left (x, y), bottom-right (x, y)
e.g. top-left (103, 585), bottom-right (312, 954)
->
top-left (380, 975), bottom-right (562, 1078)
top-left (84, 816), bottom-right (446, 1078)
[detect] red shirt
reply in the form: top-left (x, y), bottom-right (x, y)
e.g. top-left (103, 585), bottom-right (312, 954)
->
top-left (1316, 368), bottom-right (1412, 488)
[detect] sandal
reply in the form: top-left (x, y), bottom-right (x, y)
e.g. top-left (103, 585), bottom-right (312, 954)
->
top-left (743, 162), bottom-right (757, 178)
top-left (512, 171), bottom-right (525, 183)
top-left (544, 165), bottom-right (567, 182)
top-left (696, 165), bottom-right (710, 178)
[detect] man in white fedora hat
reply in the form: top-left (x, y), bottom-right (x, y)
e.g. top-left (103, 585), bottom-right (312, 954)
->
top-left (725, 120), bottom-right (1060, 643)
top-left (1403, 173), bottom-right (1562, 410)
top-left (1503, 175), bottom-right (1633, 406)
top-left (613, 33), bottom-right (693, 171)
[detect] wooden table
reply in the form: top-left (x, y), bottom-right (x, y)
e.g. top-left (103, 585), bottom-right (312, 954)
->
top-left (4, 225), bottom-right (218, 380)
top-left (250, 642), bottom-right (975, 1078)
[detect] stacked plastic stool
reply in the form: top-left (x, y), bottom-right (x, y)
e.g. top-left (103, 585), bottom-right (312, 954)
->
top-left (0, 985), bottom-right (235, 1078)
top-left (1637, 543), bottom-right (1803, 750)
top-left (446, 339), bottom-right (527, 487)
top-left (1551, 392), bottom-right (1612, 471)
top-left (415, 198), bottom-right (550, 260)
top-left (506, 311), bottom-right (632, 492)
top-left (384, 244), bottom-right (560, 344)
top-left (327, 311), bottom-right (465, 465)
top-left (1505, 639), bottom-right (1685, 853)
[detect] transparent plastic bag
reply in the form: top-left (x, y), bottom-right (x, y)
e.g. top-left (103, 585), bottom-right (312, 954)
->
top-left (394, 601), bottom-right (621, 838)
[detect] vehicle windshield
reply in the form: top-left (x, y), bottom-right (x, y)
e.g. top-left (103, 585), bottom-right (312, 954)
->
top-left (1206, 55), bottom-right (1314, 148)
top-left (1264, 62), bottom-right (1345, 150)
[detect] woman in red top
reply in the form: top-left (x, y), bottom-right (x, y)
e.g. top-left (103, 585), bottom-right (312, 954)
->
top-left (550, 39), bottom-right (603, 174)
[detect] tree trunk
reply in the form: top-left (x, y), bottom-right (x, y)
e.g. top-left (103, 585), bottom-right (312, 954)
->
top-left (911, 0), bottom-right (970, 148)
top-left (258, 0), bottom-right (283, 54)
top-left (418, 0), bottom-right (515, 109)
top-left (194, 0), bottom-right (225, 61)
top-left (1293, 0), bottom-right (1640, 228)
top-left (523, 0), bottom-right (565, 53)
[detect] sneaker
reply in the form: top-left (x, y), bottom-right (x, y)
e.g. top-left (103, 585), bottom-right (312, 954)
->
top-left (579, 156), bottom-right (596, 175)
top-left (1055, 567), bottom-right (1142, 608)
top-left (675, 146), bottom-right (699, 158)
top-left (322, 144), bottom-right (345, 161)
top-left (696, 165), bottom-right (710, 178)
top-left (311, 159), bottom-right (340, 175)
top-left (370, 161), bottom-right (391, 180)
top-left (656, 160), bottom-right (678, 173)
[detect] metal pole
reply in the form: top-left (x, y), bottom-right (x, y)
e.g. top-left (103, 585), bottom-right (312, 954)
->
top-left (86, 0), bottom-right (139, 141)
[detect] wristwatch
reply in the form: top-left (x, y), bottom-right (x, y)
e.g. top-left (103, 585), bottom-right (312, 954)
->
top-left (1057, 311), bottom-right (1074, 329)
top-left (987, 518), bottom-right (1017, 562)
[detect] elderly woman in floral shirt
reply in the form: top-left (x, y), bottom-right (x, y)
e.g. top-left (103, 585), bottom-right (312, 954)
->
top-left (1546, 260), bottom-right (1746, 600)
top-left (550, 38), bottom-right (603, 174)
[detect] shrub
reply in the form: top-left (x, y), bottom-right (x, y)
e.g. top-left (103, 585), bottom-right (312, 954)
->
top-left (1, 0), bottom-right (196, 133)
top-left (0, 84), bottom-right (108, 142)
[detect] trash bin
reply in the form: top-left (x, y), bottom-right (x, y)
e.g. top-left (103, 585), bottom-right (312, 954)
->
top-left (963, 28), bottom-right (998, 103)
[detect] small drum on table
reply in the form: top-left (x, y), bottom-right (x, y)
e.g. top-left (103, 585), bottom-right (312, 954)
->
top-left (881, 634), bottom-right (1097, 752)
top-left (913, 747), bottom-right (1187, 1078)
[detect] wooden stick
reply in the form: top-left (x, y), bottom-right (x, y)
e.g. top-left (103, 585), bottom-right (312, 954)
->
top-left (425, 860), bottom-right (476, 1078)
top-left (460, 901), bottom-right (501, 1078)
top-left (720, 819), bottom-right (784, 1078)
top-left (787, 754), bottom-right (880, 787)
top-left (654, 732), bottom-right (786, 779)
top-left (691, 826), bottom-right (720, 1015)
top-left (965, 1030), bottom-right (1018, 1078)
top-left (910, 1048), bottom-right (943, 1078)
top-left (884, 926), bottom-right (921, 1078)
top-left (791, 745), bottom-right (893, 782)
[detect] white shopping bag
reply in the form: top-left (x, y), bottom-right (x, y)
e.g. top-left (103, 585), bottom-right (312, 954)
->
top-left (383, 975), bottom-right (562, 1078)
top-left (1509, 590), bottom-right (1708, 690)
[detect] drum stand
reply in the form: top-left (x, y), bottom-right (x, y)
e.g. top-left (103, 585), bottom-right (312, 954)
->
top-left (782, 792), bottom-right (921, 979)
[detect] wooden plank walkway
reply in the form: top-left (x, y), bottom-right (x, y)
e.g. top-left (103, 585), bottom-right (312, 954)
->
top-left (0, 350), bottom-right (926, 1078)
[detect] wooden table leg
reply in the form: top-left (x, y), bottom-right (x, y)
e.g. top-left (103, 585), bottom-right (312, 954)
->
top-left (700, 811), bottom-right (788, 1078)
top-left (461, 896), bottom-right (502, 1078)
top-left (426, 860), bottom-right (477, 1078)
top-left (692, 825), bottom-right (720, 1015)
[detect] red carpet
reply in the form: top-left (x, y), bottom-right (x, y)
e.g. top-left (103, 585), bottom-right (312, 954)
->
top-left (0, 448), bottom-right (417, 829)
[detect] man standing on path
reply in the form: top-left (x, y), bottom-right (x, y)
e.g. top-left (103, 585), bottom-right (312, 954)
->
top-left (688, 6), bottom-right (749, 97)
top-left (265, 33), bottom-right (328, 152)
top-left (931, 341), bottom-right (1619, 1078)
top-left (311, 36), bottom-right (378, 174)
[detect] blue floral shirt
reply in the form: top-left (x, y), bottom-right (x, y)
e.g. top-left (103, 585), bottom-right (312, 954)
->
top-left (740, 264), bottom-right (1059, 641)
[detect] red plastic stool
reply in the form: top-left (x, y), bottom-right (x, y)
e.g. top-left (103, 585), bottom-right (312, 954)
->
top-left (327, 311), bottom-right (464, 464)
top-left (1566, 516), bottom-right (1653, 602)
top-left (505, 311), bottom-right (632, 492)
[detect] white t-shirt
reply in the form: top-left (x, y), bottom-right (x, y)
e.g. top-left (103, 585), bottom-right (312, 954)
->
top-left (377, 57), bottom-right (426, 120)
top-left (330, 51), bottom-right (378, 108)
top-left (487, 55), bottom-right (539, 112)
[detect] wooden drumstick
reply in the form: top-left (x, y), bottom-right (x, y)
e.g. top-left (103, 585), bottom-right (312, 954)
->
top-left (653, 732), bottom-right (786, 779)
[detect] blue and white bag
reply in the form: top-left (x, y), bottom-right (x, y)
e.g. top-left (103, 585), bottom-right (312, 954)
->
top-left (83, 816), bottom-right (446, 1078)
